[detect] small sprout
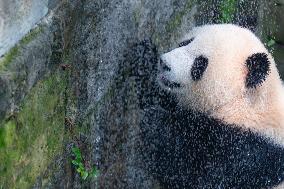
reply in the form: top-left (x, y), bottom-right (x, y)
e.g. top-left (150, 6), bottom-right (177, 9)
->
top-left (71, 146), bottom-right (99, 180)
top-left (267, 39), bottom-right (276, 47)
top-left (266, 36), bottom-right (277, 54)
top-left (90, 166), bottom-right (99, 178)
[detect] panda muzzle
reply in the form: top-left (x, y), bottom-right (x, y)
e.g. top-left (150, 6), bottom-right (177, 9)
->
top-left (160, 75), bottom-right (181, 88)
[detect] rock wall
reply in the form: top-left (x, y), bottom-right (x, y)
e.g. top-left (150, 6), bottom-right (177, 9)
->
top-left (274, 0), bottom-right (284, 75)
top-left (0, 0), bottom-right (51, 56)
top-left (0, 0), bottom-right (283, 188)
top-left (0, 1), bottom-right (72, 188)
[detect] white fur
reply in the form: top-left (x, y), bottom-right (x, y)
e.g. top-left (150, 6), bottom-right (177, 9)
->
top-left (158, 24), bottom-right (284, 144)
top-left (274, 181), bottom-right (284, 189)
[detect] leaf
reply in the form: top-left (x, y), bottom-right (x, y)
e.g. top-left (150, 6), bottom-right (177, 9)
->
top-left (78, 163), bottom-right (85, 171)
top-left (90, 166), bottom-right (99, 177)
top-left (72, 147), bottom-right (82, 159)
top-left (71, 146), bottom-right (92, 180)
top-left (72, 160), bottom-right (79, 166)
top-left (267, 39), bottom-right (276, 47)
top-left (82, 171), bottom-right (89, 180)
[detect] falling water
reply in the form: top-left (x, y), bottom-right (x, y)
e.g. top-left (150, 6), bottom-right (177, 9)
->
top-left (0, 0), bottom-right (283, 188)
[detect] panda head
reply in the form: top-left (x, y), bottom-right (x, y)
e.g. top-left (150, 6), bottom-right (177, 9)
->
top-left (158, 24), bottom-right (284, 132)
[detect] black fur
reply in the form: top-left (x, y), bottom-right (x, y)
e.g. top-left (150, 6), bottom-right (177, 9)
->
top-left (178, 38), bottom-right (195, 47)
top-left (160, 58), bottom-right (171, 72)
top-left (162, 79), bottom-right (181, 89)
top-left (126, 39), bottom-right (159, 109)
top-left (134, 40), bottom-right (284, 189)
top-left (191, 55), bottom-right (209, 81)
top-left (245, 53), bottom-right (270, 88)
top-left (141, 106), bottom-right (284, 189)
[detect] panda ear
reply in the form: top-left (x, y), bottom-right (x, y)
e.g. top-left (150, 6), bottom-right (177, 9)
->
top-left (245, 53), bottom-right (270, 88)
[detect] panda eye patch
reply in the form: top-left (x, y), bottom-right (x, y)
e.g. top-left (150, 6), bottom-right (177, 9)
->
top-left (178, 38), bottom-right (194, 47)
top-left (191, 55), bottom-right (208, 81)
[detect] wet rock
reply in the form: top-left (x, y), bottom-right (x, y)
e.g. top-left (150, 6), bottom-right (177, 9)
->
top-left (0, 0), bottom-right (48, 56)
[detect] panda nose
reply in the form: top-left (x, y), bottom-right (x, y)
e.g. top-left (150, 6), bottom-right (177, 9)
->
top-left (160, 58), bottom-right (171, 72)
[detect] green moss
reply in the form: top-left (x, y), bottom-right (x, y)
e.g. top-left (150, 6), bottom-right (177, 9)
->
top-left (0, 46), bottom-right (19, 70)
top-left (19, 27), bottom-right (43, 46)
top-left (219, 0), bottom-right (237, 23)
top-left (166, 1), bottom-right (196, 32)
top-left (0, 70), bottom-right (67, 188)
top-left (0, 26), bottom-right (43, 71)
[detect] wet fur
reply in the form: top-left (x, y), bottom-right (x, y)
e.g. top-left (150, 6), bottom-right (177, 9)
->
top-left (134, 25), bottom-right (284, 189)
top-left (142, 105), bottom-right (284, 189)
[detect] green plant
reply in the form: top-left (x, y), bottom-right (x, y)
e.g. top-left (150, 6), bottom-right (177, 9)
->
top-left (71, 146), bottom-right (99, 180)
top-left (0, 72), bottom-right (67, 188)
top-left (267, 37), bottom-right (276, 48)
top-left (0, 46), bottom-right (19, 70)
top-left (219, 0), bottom-right (237, 23)
top-left (266, 35), bottom-right (276, 53)
top-left (20, 26), bottom-right (43, 45)
top-left (0, 26), bottom-right (43, 71)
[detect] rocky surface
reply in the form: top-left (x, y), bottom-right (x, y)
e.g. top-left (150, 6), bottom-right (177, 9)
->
top-left (274, 0), bottom-right (284, 76)
top-left (0, 0), bottom-right (283, 188)
top-left (0, 0), bottom-right (50, 56)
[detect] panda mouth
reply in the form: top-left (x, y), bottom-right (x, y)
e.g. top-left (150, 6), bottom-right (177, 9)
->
top-left (160, 76), bottom-right (181, 89)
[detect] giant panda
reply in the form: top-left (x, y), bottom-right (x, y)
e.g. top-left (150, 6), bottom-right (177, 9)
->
top-left (139, 24), bottom-right (284, 189)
